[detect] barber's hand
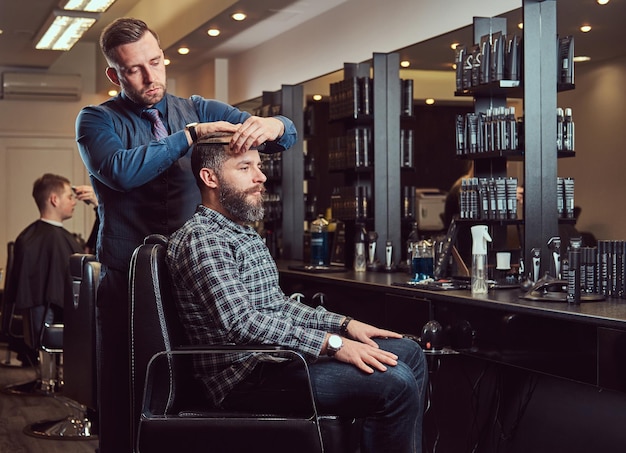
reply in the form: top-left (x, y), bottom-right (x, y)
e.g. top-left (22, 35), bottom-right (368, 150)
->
top-left (73, 185), bottom-right (98, 206)
top-left (334, 338), bottom-right (399, 374)
top-left (344, 319), bottom-right (403, 348)
top-left (194, 121), bottom-right (240, 142)
top-left (231, 116), bottom-right (285, 153)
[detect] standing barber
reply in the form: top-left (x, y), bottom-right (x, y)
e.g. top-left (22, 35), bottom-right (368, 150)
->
top-left (75, 17), bottom-right (296, 453)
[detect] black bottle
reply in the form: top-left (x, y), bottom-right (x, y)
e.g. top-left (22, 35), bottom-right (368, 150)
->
top-left (567, 237), bottom-right (582, 304)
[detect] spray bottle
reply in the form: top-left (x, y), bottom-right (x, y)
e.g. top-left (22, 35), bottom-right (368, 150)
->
top-left (471, 225), bottom-right (492, 295)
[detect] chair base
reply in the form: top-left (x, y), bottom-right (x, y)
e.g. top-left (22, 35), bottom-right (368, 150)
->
top-left (23, 415), bottom-right (97, 440)
top-left (1, 378), bottom-right (59, 396)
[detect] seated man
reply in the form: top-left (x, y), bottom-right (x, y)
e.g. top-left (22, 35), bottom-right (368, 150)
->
top-left (6, 174), bottom-right (96, 364)
top-left (166, 135), bottom-right (427, 453)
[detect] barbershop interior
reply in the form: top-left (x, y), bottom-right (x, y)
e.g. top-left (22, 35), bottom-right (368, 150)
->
top-left (2, 0), bottom-right (626, 452)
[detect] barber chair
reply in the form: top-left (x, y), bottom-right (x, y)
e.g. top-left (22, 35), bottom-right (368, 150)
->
top-left (0, 241), bottom-right (47, 394)
top-left (22, 253), bottom-right (99, 440)
top-left (129, 234), bottom-right (359, 453)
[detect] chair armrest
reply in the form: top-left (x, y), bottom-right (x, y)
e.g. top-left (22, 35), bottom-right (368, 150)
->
top-left (177, 344), bottom-right (285, 352)
top-left (143, 347), bottom-right (319, 420)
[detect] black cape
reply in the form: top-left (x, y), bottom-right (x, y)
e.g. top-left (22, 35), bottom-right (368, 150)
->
top-left (6, 220), bottom-right (83, 312)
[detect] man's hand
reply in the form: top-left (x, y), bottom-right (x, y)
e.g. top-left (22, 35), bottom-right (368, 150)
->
top-left (334, 337), bottom-right (399, 374)
top-left (231, 117), bottom-right (285, 153)
top-left (344, 319), bottom-right (403, 348)
top-left (194, 121), bottom-right (240, 143)
top-left (73, 185), bottom-right (98, 206)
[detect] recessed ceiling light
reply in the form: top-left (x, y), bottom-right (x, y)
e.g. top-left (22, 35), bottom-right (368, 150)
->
top-left (518, 22), bottom-right (523, 29)
top-left (450, 42), bottom-right (460, 50)
top-left (177, 46), bottom-right (190, 55)
top-left (163, 58), bottom-right (170, 65)
top-left (231, 12), bottom-right (247, 21)
top-left (400, 60), bottom-right (410, 68)
top-left (108, 89), bottom-right (118, 96)
top-left (62, 0), bottom-right (116, 12)
top-left (573, 55), bottom-right (591, 62)
top-left (312, 94), bottom-right (323, 101)
top-left (207, 28), bottom-right (220, 37)
top-left (425, 98), bottom-right (435, 105)
top-left (597, 0), bottom-right (609, 5)
top-left (580, 24), bottom-right (592, 33)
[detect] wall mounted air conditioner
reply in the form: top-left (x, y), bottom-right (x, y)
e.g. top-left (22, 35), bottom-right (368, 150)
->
top-left (2, 72), bottom-right (82, 101)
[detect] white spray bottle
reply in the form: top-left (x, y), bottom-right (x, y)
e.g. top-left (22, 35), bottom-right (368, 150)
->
top-left (470, 225), bottom-right (492, 295)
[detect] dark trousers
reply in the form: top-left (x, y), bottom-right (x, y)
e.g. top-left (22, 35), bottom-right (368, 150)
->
top-left (96, 266), bottom-right (132, 453)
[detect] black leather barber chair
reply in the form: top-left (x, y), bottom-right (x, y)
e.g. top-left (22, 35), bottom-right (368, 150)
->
top-left (129, 234), bottom-right (359, 453)
top-left (0, 241), bottom-right (36, 372)
top-left (1, 242), bottom-right (52, 395)
top-left (23, 254), bottom-right (99, 440)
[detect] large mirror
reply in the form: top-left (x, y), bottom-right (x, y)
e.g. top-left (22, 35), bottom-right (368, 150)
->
top-left (295, 3), bottom-right (626, 244)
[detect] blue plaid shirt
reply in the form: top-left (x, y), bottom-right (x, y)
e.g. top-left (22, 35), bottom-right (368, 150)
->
top-left (166, 205), bottom-right (345, 406)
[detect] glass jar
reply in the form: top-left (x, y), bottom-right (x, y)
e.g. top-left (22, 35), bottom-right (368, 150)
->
top-left (411, 239), bottom-right (434, 281)
top-left (310, 214), bottom-right (329, 266)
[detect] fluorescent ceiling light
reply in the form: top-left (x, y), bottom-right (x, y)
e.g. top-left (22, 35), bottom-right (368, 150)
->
top-left (61, 0), bottom-right (116, 12)
top-left (35, 9), bottom-right (99, 51)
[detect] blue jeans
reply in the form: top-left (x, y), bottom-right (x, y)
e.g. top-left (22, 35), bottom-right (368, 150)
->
top-left (223, 337), bottom-right (427, 453)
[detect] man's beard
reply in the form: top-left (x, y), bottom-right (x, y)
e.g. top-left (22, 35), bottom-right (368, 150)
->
top-left (219, 180), bottom-right (265, 223)
top-left (123, 81), bottom-right (166, 106)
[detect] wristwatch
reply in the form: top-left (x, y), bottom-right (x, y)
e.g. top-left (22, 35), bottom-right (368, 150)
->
top-left (326, 334), bottom-right (343, 357)
top-left (185, 122), bottom-right (199, 142)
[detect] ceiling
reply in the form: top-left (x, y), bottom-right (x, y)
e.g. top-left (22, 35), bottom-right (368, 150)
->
top-left (0, 0), bottom-right (625, 84)
top-left (0, 0), bottom-right (345, 74)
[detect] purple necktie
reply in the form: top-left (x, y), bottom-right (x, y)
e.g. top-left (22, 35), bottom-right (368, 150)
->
top-left (145, 108), bottom-right (168, 140)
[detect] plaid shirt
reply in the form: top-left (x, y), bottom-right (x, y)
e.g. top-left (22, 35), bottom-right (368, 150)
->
top-left (166, 205), bottom-right (345, 406)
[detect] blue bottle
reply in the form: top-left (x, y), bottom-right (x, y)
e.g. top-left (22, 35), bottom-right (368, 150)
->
top-left (310, 214), bottom-right (329, 267)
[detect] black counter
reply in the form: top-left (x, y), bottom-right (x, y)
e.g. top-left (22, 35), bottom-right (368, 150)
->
top-left (278, 261), bottom-right (626, 453)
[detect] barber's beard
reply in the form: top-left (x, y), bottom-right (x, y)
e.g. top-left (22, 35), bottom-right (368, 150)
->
top-left (219, 181), bottom-right (265, 223)
top-left (124, 81), bottom-right (166, 106)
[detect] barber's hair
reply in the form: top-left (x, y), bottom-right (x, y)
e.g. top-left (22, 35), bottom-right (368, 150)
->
top-left (32, 173), bottom-right (70, 213)
top-left (100, 18), bottom-right (160, 66)
top-left (190, 135), bottom-right (232, 190)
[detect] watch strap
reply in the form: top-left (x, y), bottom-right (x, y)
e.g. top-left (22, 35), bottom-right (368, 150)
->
top-left (340, 316), bottom-right (353, 336)
top-left (187, 124), bottom-right (198, 142)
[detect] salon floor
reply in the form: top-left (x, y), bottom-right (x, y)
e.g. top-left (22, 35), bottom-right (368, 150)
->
top-left (0, 343), bottom-right (98, 453)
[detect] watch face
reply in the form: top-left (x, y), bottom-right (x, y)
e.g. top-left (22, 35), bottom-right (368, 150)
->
top-left (329, 335), bottom-right (342, 349)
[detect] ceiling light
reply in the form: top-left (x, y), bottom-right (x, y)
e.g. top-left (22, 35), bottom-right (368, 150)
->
top-left (312, 94), bottom-right (323, 101)
top-left (450, 42), bottom-right (460, 50)
top-left (108, 89), bottom-right (118, 96)
top-left (163, 57), bottom-right (171, 65)
top-left (573, 55), bottom-right (591, 63)
top-left (580, 25), bottom-right (592, 33)
top-left (207, 28), bottom-right (220, 37)
top-left (597, 0), bottom-right (609, 5)
top-left (518, 22), bottom-right (524, 29)
top-left (34, 9), bottom-right (99, 51)
top-left (400, 60), bottom-right (410, 68)
top-left (231, 12), bottom-right (247, 21)
top-left (425, 98), bottom-right (435, 105)
top-left (177, 47), bottom-right (190, 55)
top-left (61, 0), bottom-right (116, 12)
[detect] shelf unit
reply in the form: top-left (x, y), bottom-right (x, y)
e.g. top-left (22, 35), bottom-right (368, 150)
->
top-left (278, 0), bottom-right (565, 275)
top-left (256, 85), bottom-right (304, 261)
top-left (456, 0), bottom-right (567, 276)
top-left (300, 54), bottom-right (404, 267)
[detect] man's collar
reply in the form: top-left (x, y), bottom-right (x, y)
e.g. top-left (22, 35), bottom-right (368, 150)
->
top-left (40, 218), bottom-right (63, 227)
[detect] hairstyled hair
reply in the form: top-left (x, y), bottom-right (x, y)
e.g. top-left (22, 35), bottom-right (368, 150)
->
top-left (100, 18), bottom-right (160, 66)
top-left (32, 173), bottom-right (70, 213)
top-left (190, 137), bottom-right (232, 190)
